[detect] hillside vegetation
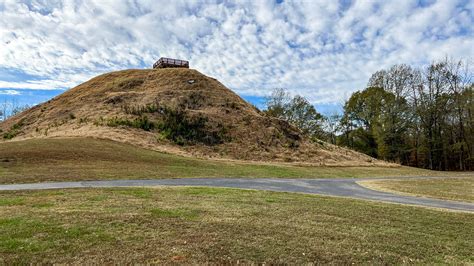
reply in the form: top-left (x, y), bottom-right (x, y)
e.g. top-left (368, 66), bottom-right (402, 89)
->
top-left (0, 68), bottom-right (386, 166)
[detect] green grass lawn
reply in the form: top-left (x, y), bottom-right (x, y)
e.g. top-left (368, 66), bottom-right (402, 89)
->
top-left (0, 187), bottom-right (472, 264)
top-left (359, 177), bottom-right (474, 203)
top-left (0, 138), bottom-right (464, 184)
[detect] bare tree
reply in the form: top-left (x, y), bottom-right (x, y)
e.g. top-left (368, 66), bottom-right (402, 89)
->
top-left (444, 58), bottom-right (473, 170)
top-left (323, 112), bottom-right (341, 144)
top-left (0, 98), bottom-right (30, 121)
top-left (0, 99), bottom-right (9, 121)
top-left (368, 64), bottom-right (415, 100)
top-left (264, 88), bottom-right (291, 119)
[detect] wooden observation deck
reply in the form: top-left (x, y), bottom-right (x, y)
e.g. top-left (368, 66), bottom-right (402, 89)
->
top-left (153, 57), bottom-right (189, 69)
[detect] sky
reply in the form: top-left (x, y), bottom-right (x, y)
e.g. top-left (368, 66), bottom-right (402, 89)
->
top-left (0, 0), bottom-right (473, 115)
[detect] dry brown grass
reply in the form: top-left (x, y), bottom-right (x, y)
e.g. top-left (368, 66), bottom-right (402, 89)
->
top-left (0, 68), bottom-right (390, 166)
top-left (0, 138), bottom-right (447, 184)
top-left (0, 187), bottom-right (473, 264)
top-left (359, 177), bottom-right (474, 203)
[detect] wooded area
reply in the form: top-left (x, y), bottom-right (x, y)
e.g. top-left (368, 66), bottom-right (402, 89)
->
top-left (339, 59), bottom-right (472, 171)
top-left (265, 58), bottom-right (473, 171)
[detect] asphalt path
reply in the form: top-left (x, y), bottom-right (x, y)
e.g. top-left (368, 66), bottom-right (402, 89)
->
top-left (0, 178), bottom-right (472, 212)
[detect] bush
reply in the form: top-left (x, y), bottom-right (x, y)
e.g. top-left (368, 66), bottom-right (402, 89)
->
top-left (104, 106), bottom-right (230, 146)
top-left (3, 119), bottom-right (25, 140)
top-left (159, 107), bottom-right (225, 146)
top-left (11, 119), bottom-right (25, 131)
top-left (106, 116), bottom-right (155, 131)
top-left (3, 131), bottom-right (17, 140)
top-left (122, 104), bottom-right (160, 116)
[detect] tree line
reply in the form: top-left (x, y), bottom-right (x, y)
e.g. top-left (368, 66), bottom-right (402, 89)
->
top-left (0, 100), bottom-right (30, 121)
top-left (265, 58), bottom-right (473, 171)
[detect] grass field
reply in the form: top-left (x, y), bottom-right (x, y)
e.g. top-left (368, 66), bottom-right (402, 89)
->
top-left (0, 138), bottom-right (465, 184)
top-left (360, 177), bottom-right (474, 203)
top-left (0, 187), bottom-right (472, 264)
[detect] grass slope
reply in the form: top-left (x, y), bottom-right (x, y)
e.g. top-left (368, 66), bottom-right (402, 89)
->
top-left (359, 177), bottom-right (474, 203)
top-left (0, 68), bottom-right (384, 165)
top-left (0, 138), bottom-right (454, 184)
top-left (0, 187), bottom-right (473, 264)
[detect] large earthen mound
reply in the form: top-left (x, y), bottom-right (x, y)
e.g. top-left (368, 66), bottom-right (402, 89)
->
top-left (0, 68), bottom-right (387, 166)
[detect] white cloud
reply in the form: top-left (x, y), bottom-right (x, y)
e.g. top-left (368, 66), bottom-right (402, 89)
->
top-left (0, 80), bottom-right (68, 90)
top-left (0, 89), bottom-right (21, 95)
top-left (0, 0), bottom-right (472, 105)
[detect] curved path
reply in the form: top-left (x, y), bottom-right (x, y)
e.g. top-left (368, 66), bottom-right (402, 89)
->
top-left (0, 178), bottom-right (472, 212)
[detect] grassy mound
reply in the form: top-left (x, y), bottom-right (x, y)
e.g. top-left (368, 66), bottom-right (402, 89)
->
top-left (0, 68), bottom-right (386, 166)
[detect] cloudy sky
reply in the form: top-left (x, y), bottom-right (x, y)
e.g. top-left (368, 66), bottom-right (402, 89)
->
top-left (0, 0), bottom-right (473, 114)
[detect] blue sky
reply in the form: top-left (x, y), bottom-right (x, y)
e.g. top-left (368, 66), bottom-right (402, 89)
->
top-left (0, 0), bottom-right (473, 116)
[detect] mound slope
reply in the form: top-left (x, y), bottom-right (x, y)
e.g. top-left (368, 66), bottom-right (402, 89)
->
top-left (0, 68), bottom-right (386, 166)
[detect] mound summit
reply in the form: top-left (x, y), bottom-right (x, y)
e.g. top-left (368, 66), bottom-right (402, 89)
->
top-left (0, 68), bottom-right (383, 166)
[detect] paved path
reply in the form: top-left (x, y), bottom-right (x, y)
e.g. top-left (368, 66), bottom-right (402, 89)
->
top-left (0, 178), bottom-right (472, 212)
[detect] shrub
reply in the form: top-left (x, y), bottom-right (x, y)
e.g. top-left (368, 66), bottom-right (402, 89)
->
top-left (11, 119), bottom-right (25, 131)
top-left (122, 104), bottom-right (160, 116)
top-left (106, 116), bottom-right (155, 131)
top-left (3, 131), bottom-right (17, 140)
top-left (158, 107), bottom-right (225, 146)
top-left (104, 106), bottom-right (230, 145)
top-left (3, 119), bottom-right (25, 140)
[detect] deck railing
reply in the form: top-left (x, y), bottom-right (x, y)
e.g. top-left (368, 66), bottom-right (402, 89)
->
top-left (153, 57), bottom-right (189, 68)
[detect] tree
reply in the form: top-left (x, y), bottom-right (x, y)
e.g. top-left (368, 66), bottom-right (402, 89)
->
top-left (444, 59), bottom-right (473, 170)
top-left (368, 64), bottom-right (414, 99)
top-left (0, 100), bottom-right (10, 121)
top-left (264, 88), bottom-right (291, 119)
top-left (340, 87), bottom-right (409, 160)
top-left (264, 88), bottom-right (325, 140)
top-left (343, 58), bottom-right (473, 170)
top-left (322, 112), bottom-right (341, 144)
top-left (285, 95), bottom-right (325, 137)
top-left (0, 99), bottom-right (30, 121)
